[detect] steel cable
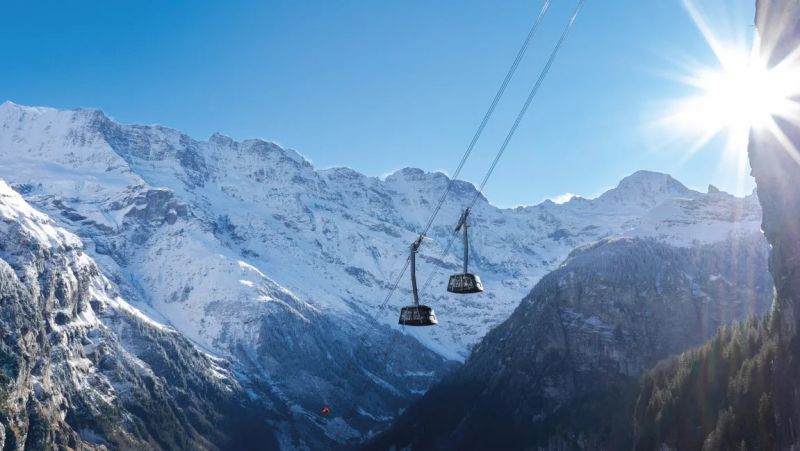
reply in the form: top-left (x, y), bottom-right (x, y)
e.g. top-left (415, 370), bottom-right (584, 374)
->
top-left (380, 1), bottom-right (553, 309)
top-left (419, 0), bottom-right (587, 299)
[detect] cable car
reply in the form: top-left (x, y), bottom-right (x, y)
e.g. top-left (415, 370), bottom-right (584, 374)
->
top-left (399, 237), bottom-right (438, 326)
top-left (447, 208), bottom-right (484, 294)
top-left (398, 305), bottom-right (438, 326)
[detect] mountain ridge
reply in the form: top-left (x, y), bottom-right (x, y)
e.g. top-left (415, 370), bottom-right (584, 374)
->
top-left (0, 100), bottom-right (752, 212)
top-left (0, 101), bottom-right (764, 357)
top-left (0, 101), bottom-right (767, 447)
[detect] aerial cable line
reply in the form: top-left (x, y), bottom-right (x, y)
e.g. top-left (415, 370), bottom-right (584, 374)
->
top-left (379, 258), bottom-right (411, 312)
top-left (420, 0), bottom-right (587, 297)
top-left (378, 0), bottom-right (553, 311)
top-left (472, 0), bottom-right (586, 201)
top-left (417, 0), bottom-right (552, 239)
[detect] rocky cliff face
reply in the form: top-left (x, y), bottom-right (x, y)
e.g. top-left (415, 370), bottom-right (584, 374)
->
top-left (367, 235), bottom-right (773, 450)
top-left (751, 0), bottom-right (800, 340)
top-left (0, 180), bottom-right (283, 450)
top-left (752, 0), bottom-right (800, 445)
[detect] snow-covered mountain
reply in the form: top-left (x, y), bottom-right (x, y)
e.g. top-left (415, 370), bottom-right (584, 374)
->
top-left (0, 180), bottom-right (285, 450)
top-left (0, 101), bottom-right (766, 446)
top-left (0, 102), bottom-right (763, 357)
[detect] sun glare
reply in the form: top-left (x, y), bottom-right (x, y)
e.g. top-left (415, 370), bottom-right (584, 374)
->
top-left (673, 43), bottom-right (798, 141)
top-left (654, 0), bottom-right (800, 191)
top-left (689, 50), bottom-right (791, 130)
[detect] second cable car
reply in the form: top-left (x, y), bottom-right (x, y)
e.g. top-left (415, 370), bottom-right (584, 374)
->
top-left (447, 208), bottom-right (484, 294)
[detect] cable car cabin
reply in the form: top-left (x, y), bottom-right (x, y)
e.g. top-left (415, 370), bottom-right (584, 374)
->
top-left (398, 237), bottom-right (438, 326)
top-left (447, 273), bottom-right (483, 294)
top-left (447, 208), bottom-right (484, 294)
top-left (399, 305), bottom-right (438, 326)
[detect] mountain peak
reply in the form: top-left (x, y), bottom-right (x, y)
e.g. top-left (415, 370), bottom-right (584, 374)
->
top-left (617, 170), bottom-right (688, 191)
top-left (385, 167), bottom-right (459, 184)
top-left (239, 139), bottom-right (310, 166)
top-left (386, 167), bottom-right (427, 179)
top-left (320, 166), bottom-right (368, 181)
top-left (0, 101), bottom-right (57, 118)
top-left (597, 170), bottom-right (698, 208)
top-left (209, 132), bottom-right (235, 146)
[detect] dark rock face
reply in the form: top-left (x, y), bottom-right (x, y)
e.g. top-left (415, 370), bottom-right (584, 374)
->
top-left (752, 0), bottom-right (800, 446)
top-left (368, 236), bottom-right (772, 450)
top-left (124, 190), bottom-right (189, 226)
top-left (751, 0), bottom-right (800, 339)
top-left (89, 112), bottom-right (209, 188)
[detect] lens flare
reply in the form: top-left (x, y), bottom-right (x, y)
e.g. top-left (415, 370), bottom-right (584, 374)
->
top-left (688, 49), bottom-right (793, 129)
top-left (668, 41), bottom-right (798, 141)
top-left (653, 0), bottom-right (800, 190)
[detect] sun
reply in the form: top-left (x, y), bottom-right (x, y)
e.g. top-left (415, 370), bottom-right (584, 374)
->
top-left (654, 0), bottom-right (800, 190)
top-left (689, 49), bottom-right (792, 130)
top-left (672, 42), bottom-right (798, 143)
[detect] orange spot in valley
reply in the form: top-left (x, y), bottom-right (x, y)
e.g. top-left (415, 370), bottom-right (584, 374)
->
top-left (321, 407), bottom-right (330, 415)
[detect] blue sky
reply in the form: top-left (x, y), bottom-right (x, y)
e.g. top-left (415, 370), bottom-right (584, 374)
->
top-left (0, 0), bottom-right (757, 207)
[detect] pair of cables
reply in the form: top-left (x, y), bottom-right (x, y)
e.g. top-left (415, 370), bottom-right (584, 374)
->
top-left (381, 0), bottom-right (587, 311)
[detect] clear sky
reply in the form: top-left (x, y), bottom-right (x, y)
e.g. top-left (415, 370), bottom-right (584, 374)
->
top-left (0, 0), bottom-right (758, 207)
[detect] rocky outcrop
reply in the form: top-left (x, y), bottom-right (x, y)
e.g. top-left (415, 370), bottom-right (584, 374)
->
top-left (368, 235), bottom-right (773, 450)
top-left (752, 0), bottom-right (800, 445)
top-left (751, 0), bottom-right (800, 339)
top-left (0, 180), bottom-right (280, 450)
